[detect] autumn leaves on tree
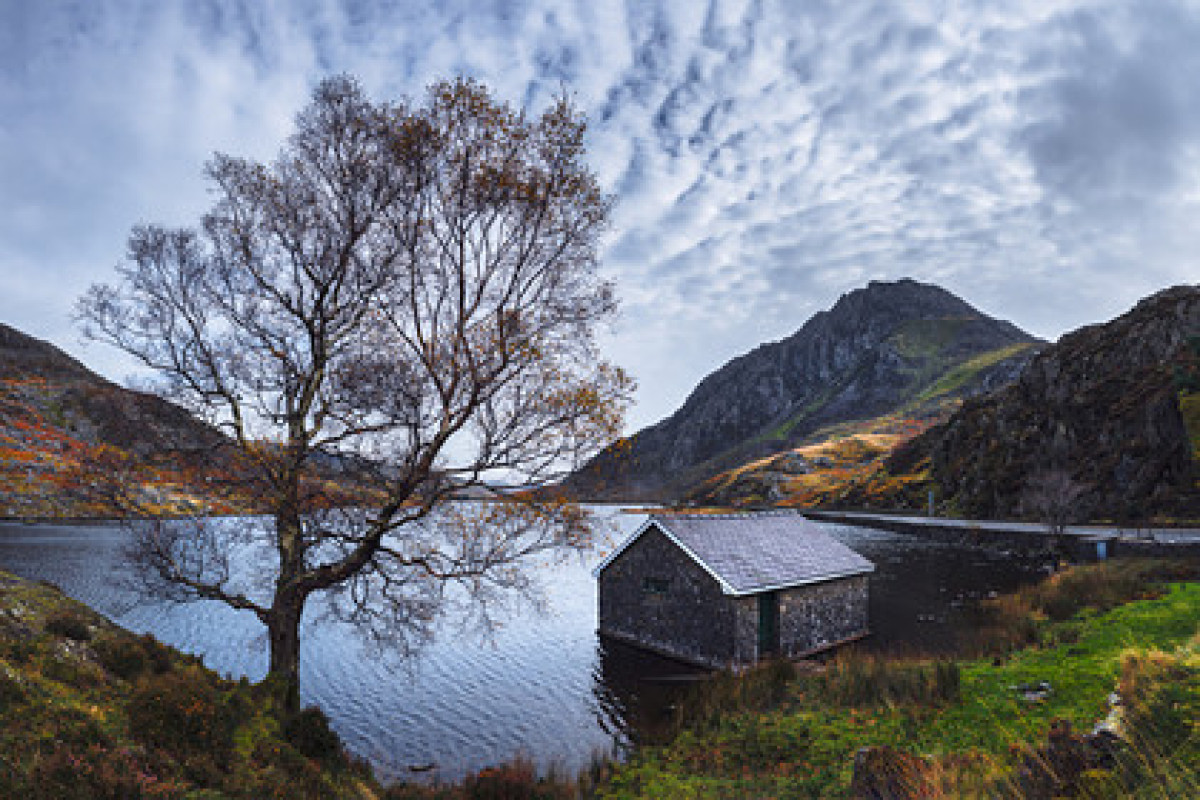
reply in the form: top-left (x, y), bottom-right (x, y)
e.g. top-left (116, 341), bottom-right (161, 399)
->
top-left (78, 75), bottom-right (631, 711)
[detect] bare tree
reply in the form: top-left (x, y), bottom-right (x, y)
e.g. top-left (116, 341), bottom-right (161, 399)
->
top-left (1024, 468), bottom-right (1086, 536)
top-left (77, 75), bottom-right (631, 711)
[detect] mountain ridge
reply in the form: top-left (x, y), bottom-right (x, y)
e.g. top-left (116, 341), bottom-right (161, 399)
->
top-left (569, 278), bottom-right (1041, 501)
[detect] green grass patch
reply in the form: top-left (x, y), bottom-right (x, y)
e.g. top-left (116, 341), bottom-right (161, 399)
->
top-left (764, 389), bottom-right (837, 442)
top-left (911, 342), bottom-right (1034, 407)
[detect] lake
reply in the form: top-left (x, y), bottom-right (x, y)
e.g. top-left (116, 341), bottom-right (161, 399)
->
top-left (0, 510), bottom-right (1051, 781)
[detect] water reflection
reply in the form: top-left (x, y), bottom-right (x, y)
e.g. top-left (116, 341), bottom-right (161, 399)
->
top-left (0, 514), bottom-right (1052, 782)
top-left (592, 634), bottom-right (707, 749)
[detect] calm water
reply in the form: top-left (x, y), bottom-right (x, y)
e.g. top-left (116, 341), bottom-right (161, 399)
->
top-left (0, 512), bottom-right (1050, 781)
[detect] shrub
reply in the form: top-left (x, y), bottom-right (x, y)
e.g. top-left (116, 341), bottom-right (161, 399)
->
top-left (1, 638), bottom-right (37, 665)
top-left (92, 634), bottom-right (149, 680)
top-left (137, 633), bottom-right (175, 675)
top-left (0, 667), bottom-right (26, 708)
top-left (43, 706), bottom-right (109, 749)
top-left (283, 706), bottom-right (343, 765)
top-left (125, 668), bottom-right (237, 766)
top-left (237, 739), bottom-right (338, 800)
top-left (93, 633), bottom-right (174, 681)
top-left (39, 653), bottom-right (105, 689)
top-left (463, 756), bottom-right (572, 800)
top-left (44, 609), bottom-right (92, 642)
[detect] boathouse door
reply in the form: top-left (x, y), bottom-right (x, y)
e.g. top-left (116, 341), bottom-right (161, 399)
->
top-left (757, 591), bottom-right (780, 657)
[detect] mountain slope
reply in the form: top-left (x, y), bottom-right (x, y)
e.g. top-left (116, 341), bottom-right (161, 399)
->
top-left (873, 284), bottom-right (1200, 522)
top-left (0, 323), bottom-right (228, 516)
top-left (570, 279), bottom-right (1040, 501)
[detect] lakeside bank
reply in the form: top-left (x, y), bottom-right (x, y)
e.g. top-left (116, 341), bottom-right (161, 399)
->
top-left (599, 557), bottom-right (1200, 799)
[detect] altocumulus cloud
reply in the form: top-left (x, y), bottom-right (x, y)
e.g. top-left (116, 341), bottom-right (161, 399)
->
top-left (2, 0), bottom-right (1199, 428)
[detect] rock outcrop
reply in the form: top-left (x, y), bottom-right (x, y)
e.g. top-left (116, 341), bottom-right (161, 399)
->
top-left (889, 285), bottom-right (1200, 521)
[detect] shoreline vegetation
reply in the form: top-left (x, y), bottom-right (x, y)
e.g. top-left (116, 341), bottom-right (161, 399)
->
top-left (1, 558), bottom-right (1196, 798)
top-left (597, 558), bottom-right (1200, 799)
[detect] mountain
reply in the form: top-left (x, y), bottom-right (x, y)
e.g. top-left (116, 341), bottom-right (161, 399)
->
top-left (875, 285), bottom-right (1200, 521)
top-left (569, 279), bottom-right (1041, 501)
top-left (0, 322), bottom-right (227, 517)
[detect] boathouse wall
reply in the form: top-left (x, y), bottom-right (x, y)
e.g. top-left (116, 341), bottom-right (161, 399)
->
top-left (597, 525), bottom-right (735, 667)
top-left (729, 576), bottom-right (870, 662)
top-left (598, 523), bottom-right (871, 667)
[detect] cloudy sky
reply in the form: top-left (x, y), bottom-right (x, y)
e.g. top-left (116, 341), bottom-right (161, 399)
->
top-left (2, 1), bottom-right (1199, 430)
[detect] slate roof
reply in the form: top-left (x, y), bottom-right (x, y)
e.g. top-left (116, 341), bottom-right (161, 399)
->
top-left (594, 512), bottom-right (874, 596)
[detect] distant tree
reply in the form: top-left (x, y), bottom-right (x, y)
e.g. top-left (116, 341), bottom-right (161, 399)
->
top-left (1023, 468), bottom-right (1086, 536)
top-left (78, 75), bottom-right (631, 712)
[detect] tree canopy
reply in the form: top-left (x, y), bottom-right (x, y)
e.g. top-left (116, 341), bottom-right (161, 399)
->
top-left (78, 75), bottom-right (631, 710)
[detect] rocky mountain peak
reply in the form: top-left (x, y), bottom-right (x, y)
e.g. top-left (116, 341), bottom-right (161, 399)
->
top-left (569, 279), bottom-right (1039, 501)
top-left (829, 278), bottom-right (975, 322)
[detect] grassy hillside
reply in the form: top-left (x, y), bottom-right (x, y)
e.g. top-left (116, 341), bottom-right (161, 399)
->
top-left (0, 320), bottom-right (250, 518)
top-left (685, 414), bottom-right (928, 508)
top-left (0, 374), bottom-right (242, 518)
top-left (0, 329), bottom-right (374, 520)
top-left (0, 570), bottom-right (386, 798)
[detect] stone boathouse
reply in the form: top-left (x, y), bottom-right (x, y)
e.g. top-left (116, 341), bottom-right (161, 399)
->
top-left (594, 513), bottom-right (874, 668)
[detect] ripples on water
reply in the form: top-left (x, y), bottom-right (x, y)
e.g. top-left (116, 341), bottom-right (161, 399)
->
top-left (0, 512), bottom-right (1050, 781)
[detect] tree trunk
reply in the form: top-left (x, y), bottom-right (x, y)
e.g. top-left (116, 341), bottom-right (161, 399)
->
top-left (267, 595), bottom-right (304, 716)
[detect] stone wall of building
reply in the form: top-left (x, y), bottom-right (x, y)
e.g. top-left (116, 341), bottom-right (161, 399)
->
top-left (731, 575), bottom-right (870, 663)
top-left (597, 526), bottom-right (736, 667)
top-left (732, 595), bottom-right (759, 664)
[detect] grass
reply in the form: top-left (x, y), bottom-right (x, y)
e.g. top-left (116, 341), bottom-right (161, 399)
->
top-left (599, 559), bottom-right (1200, 799)
top-left (888, 319), bottom-right (967, 360)
top-left (910, 342), bottom-right (1035, 408)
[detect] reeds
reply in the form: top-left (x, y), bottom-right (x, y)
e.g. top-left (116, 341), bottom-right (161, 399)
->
top-left (668, 657), bottom-right (797, 734)
top-left (384, 750), bottom-right (620, 800)
top-left (814, 654), bottom-right (961, 708)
